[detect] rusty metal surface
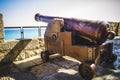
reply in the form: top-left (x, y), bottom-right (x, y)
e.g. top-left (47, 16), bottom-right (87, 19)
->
top-left (35, 13), bottom-right (110, 44)
top-left (39, 18), bottom-right (101, 63)
top-left (61, 32), bottom-right (98, 62)
top-left (44, 20), bottom-right (64, 55)
top-left (44, 20), bottom-right (98, 62)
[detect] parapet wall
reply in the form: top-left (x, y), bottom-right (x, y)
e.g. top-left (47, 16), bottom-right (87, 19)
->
top-left (0, 38), bottom-right (44, 64)
top-left (0, 13), bottom-right (45, 64)
top-left (0, 14), bottom-right (4, 43)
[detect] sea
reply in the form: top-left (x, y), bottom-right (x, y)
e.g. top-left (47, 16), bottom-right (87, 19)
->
top-left (4, 28), bottom-right (46, 40)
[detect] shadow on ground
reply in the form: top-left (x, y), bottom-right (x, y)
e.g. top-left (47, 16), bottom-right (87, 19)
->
top-left (0, 55), bottom-right (120, 80)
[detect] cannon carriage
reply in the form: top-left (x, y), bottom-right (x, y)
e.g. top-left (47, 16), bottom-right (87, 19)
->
top-left (35, 13), bottom-right (115, 80)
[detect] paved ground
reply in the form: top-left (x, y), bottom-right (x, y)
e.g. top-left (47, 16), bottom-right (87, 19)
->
top-left (0, 55), bottom-right (120, 80)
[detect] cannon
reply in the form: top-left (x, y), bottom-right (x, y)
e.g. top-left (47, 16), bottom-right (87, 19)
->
top-left (35, 13), bottom-right (115, 80)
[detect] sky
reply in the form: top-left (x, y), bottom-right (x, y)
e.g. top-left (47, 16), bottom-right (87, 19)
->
top-left (0, 0), bottom-right (120, 27)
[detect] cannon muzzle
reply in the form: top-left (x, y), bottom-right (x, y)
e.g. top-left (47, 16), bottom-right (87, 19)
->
top-left (35, 13), bottom-right (41, 21)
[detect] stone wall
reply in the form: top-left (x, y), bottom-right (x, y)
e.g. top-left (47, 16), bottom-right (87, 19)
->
top-left (109, 21), bottom-right (120, 36)
top-left (0, 13), bottom-right (45, 64)
top-left (0, 14), bottom-right (4, 43)
top-left (0, 38), bottom-right (45, 64)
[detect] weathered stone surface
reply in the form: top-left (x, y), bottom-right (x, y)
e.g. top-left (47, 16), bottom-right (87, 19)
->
top-left (30, 56), bottom-right (82, 80)
top-left (0, 63), bottom-right (20, 74)
top-left (51, 56), bottom-right (80, 68)
top-left (0, 72), bottom-right (37, 80)
top-left (34, 49), bottom-right (42, 54)
top-left (112, 37), bottom-right (120, 69)
top-left (0, 13), bottom-right (4, 43)
top-left (0, 38), bottom-right (44, 63)
top-left (0, 21), bottom-right (44, 61)
top-left (23, 39), bottom-right (39, 49)
top-left (38, 38), bottom-right (45, 47)
top-left (0, 53), bottom-right (5, 61)
top-left (0, 40), bottom-right (19, 50)
top-left (42, 72), bottom-right (82, 80)
top-left (0, 55), bottom-right (120, 80)
top-left (31, 62), bottom-right (60, 79)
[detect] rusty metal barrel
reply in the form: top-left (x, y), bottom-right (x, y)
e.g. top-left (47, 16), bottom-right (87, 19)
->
top-left (35, 13), bottom-right (110, 44)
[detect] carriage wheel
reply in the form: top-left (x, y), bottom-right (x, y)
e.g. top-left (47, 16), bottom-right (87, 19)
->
top-left (41, 50), bottom-right (50, 62)
top-left (79, 63), bottom-right (94, 80)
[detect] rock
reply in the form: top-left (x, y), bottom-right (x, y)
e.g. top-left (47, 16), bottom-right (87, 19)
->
top-left (113, 37), bottom-right (120, 69)
top-left (41, 47), bottom-right (45, 51)
top-left (29, 51), bottom-right (36, 56)
top-left (17, 52), bottom-right (26, 60)
top-left (113, 57), bottom-right (120, 69)
top-left (0, 53), bottom-right (5, 61)
top-left (25, 51), bottom-right (35, 58)
top-left (34, 49), bottom-right (42, 54)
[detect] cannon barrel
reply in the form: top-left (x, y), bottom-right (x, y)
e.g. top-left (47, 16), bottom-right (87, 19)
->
top-left (35, 13), bottom-right (110, 44)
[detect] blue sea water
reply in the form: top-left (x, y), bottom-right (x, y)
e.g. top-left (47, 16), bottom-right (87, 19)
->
top-left (4, 28), bottom-right (46, 40)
